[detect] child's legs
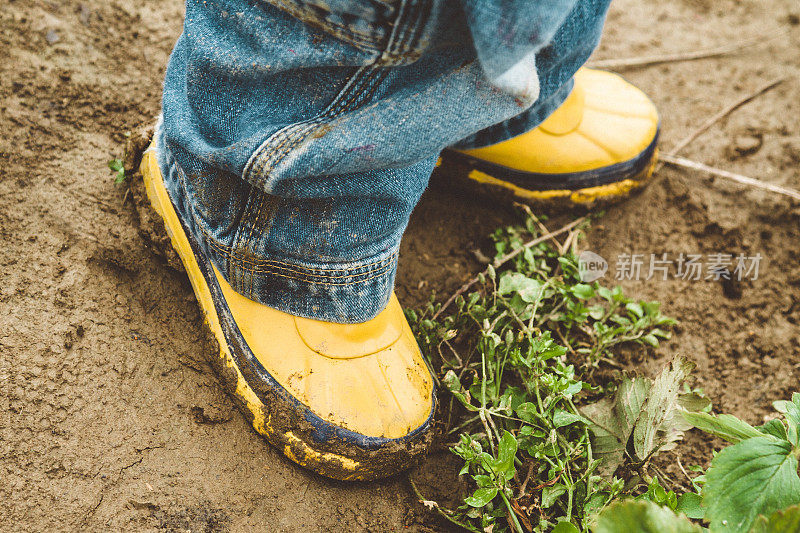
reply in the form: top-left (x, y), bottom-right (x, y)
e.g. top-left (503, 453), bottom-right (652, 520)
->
top-left (157, 0), bottom-right (610, 323)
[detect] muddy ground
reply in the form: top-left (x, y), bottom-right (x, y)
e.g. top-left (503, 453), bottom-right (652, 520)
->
top-left (1, 0), bottom-right (799, 531)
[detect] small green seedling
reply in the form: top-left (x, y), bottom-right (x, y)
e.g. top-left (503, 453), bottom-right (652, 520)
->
top-left (108, 158), bottom-right (125, 184)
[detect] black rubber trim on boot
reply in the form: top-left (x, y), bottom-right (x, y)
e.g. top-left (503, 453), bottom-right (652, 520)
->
top-left (442, 128), bottom-right (659, 191)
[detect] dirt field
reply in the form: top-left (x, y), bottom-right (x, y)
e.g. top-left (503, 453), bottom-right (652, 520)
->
top-left (1, 0), bottom-right (798, 531)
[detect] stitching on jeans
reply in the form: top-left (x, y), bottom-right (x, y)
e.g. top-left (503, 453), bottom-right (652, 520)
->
top-left (247, 67), bottom-right (381, 186)
top-left (195, 218), bottom-right (396, 272)
top-left (210, 234), bottom-right (394, 287)
top-left (243, 65), bottom-right (377, 185)
top-left (231, 262), bottom-right (394, 287)
top-left (197, 218), bottom-right (398, 278)
top-left (245, 1), bottom-right (410, 188)
top-left (199, 215), bottom-right (397, 285)
top-left (231, 251), bottom-right (397, 282)
top-left (167, 157), bottom-right (396, 283)
top-left (255, 67), bottom-right (388, 184)
top-left (235, 255), bottom-right (396, 278)
top-left (230, 187), bottom-right (259, 293)
top-left (245, 191), bottom-right (275, 297)
top-left (205, 234), bottom-right (398, 279)
top-left (230, 74), bottom-right (391, 269)
top-left (260, 0), bottom-right (387, 52)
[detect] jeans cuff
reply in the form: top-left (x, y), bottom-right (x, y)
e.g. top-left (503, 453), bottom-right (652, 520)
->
top-left (450, 76), bottom-right (574, 150)
top-left (210, 236), bottom-right (398, 324)
top-left (155, 133), bottom-right (398, 324)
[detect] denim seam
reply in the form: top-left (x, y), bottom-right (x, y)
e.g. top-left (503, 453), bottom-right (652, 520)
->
top-left (251, 71), bottom-right (388, 187)
top-left (382, 0), bottom-right (427, 61)
top-left (244, 66), bottom-right (387, 189)
top-left (235, 260), bottom-right (396, 284)
top-left (242, 0), bottom-right (425, 189)
top-left (251, 67), bottom-right (375, 165)
top-left (204, 230), bottom-right (398, 279)
top-left (206, 233), bottom-right (398, 286)
top-left (230, 192), bottom-right (260, 292)
top-left (242, 190), bottom-right (271, 297)
top-left (199, 221), bottom-right (399, 279)
top-left (261, 0), bottom-right (390, 53)
top-left (196, 216), bottom-right (397, 272)
top-left (246, 192), bottom-right (279, 296)
top-left (194, 204), bottom-right (399, 285)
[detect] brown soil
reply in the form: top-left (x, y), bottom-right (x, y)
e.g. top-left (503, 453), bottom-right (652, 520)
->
top-left (1, 0), bottom-right (798, 531)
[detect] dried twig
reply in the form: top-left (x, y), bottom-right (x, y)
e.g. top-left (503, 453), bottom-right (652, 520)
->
top-left (589, 33), bottom-right (786, 70)
top-left (431, 217), bottom-right (587, 321)
top-left (667, 77), bottom-right (785, 158)
top-left (514, 202), bottom-right (564, 250)
top-left (661, 154), bottom-right (800, 201)
top-left (676, 455), bottom-right (696, 488)
top-left (653, 77), bottom-right (792, 202)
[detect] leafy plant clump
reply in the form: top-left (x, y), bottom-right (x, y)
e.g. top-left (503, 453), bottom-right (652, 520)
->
top-left (406, 213), bottom-right (686, 532)
top-left (596, 395), bottom-right (800, 533)
top-left (407, 211), bottom-right (800, 533)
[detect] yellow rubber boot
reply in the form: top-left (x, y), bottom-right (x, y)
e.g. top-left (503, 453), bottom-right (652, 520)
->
top-left (441, 68), bottom-right (659, 208)
top-left (139, 147), bottom-right (435, 481)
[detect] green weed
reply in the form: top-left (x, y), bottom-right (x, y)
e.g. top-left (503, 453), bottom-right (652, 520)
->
top-left (407, 210), bottom-right (800, 532)
top-left (406, 212), bottom-right (684, 532)
top-left (108, 158), bottom-right (125, 184)
top-left (601, 395), bottom-right (800, 532)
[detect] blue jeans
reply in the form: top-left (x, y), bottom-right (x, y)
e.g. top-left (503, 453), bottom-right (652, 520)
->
top-left (156, 0), bottom-right (611, 323)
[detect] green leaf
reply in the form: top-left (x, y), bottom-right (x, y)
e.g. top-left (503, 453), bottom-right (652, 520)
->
top-left (493, 430), bottom-right (518, 480)
top-left (597, 287), bottom-right (613, 301)
top-left (612, 286), bottom-right (625, 302)
top-left (651, 328), bottom-right (672, 339)
top-left (498, 273), bottom-right (544, 303)
top-left (553, 409), bottom-right (588, 428)
top-left (542, 483), bottom-right (567, 508)
top-left (592, 500), bottom-right (704, 533)
top-left (750, 503), bottom-right (800, 533)
top-left (773, 395), bottom-right (800, 446)
top-left (626, 302), bottom-right (644, 319)
top-left (572, 283), bottom-right (595, 299)
top-left (681, 412), bottom-right (767, 444)
top-left (677, 391), bottom-right (712, 412)
top-left (108, 158), bottom-right (125, 184)
top-left (639, 478), bottom-right (678, 510)
top-left (703, 437), bottom-right (800, 532)
top-left (442, 370), bottom-right (478, 412)
top-left (564, 381), bottom-right (583, 398)
top-left (553, 521), bottom-right (580, 533)
top-left (516, 402), bottom-right (539, 424)
top-left (676, 492), bottom-right (704, 520)
top-left (582, 357), bottom-right (699, 477)
top-left (464, 487), bottom-right (498, 508)
top-left (758, 419), bottom-right (788, 441)
top-left (641, 334), bottom-right (659, 347)
top-left (588, 305), bottom-right (605, 320)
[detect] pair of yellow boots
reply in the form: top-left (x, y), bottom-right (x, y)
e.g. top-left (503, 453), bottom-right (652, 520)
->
top-left (140, 69), bottom-right (659, 480)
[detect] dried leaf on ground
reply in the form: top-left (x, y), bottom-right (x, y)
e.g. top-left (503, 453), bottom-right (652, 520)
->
top-left (580, 356), bottom-right (700, 477)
